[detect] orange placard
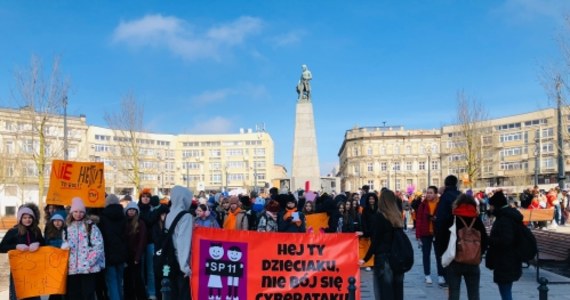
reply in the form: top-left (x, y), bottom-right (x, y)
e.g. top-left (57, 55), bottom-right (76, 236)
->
top-left (8, 247), bottom-right (69, 298)
top-left (191, 228), bottom-right (360, 300)
top-left (305, 212), bottom-right (329, 233)
top-left (46, 160), bottom-right (106, 207)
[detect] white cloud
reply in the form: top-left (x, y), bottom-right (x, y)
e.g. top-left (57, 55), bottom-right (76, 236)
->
top-left (192, 88), bottom-right (235, 105)
top-left (189, 116), bottom-right (233, 134)
top-left (112, 14), bottom-right (263, 61)
top-left (494, 0), bottom-right (570, 24)
top-left (271, 30), bottom-right (305, 47)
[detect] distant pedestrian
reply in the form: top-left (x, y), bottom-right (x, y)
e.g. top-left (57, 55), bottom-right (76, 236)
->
top-left (485, 191), bottom-right (523, 300)
top-left (124, 202), bottom-right (148, 300)
top-left (416, 186), bottom-right (445, 285)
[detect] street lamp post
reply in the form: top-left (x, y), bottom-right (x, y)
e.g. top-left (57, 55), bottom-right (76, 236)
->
top-left (63, 95), bottom-right (68, 161)
top-left (535, 128), bottom-right (541, 186)
top-left (556, 76), bottom-right (566, 189)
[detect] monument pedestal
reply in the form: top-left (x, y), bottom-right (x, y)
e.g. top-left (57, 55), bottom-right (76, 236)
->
top-left (291, 101), bottom-right (320, 191)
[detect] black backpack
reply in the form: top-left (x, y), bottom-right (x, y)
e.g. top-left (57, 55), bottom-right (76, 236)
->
top-left (155, 211), bottom-right (189, 277)
top-left (389, 227), bottom-right (414, 273)
top-left (516, 222), bottom-right (538, 262)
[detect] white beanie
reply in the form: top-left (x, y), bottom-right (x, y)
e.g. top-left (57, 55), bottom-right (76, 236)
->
top-left (17, 207), bottom-right (35, 224)
top-left (70, 197), bottom-right (86, 213)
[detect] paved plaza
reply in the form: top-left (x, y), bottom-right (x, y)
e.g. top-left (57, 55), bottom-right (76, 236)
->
top-left (1, 228), bottom-right (569, 299)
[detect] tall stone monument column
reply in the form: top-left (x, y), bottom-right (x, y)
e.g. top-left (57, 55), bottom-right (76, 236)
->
top-left (291, 64), bottom-right (321, 191)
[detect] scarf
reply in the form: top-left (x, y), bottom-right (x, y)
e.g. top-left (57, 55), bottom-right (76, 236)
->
top-left (453, 204), bottom-right (478, 218)
top-left (224, 207), bottom-right (242, 230)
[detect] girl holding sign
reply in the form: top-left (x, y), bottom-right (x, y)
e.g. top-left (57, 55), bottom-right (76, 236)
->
top-left (65, 197), bottom-right (105, 300)
top-left (0, 205), bottom-right (45, 300)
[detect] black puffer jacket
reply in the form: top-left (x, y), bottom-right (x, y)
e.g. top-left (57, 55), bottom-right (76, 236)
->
top-left (486, 206), bottom-right (523, 283)
top-left (138, 202), bottom-right (161, 244)
top-left (99, 204), bottom-right (128, 266)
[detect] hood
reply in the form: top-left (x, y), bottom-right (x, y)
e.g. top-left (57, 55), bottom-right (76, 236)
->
top-left (166, 185), bottom-right (193, 228)
top-left (494, 206), bottom-right (523, 223)
top-left (363, 193), bottom-right (378, 212)
top-left (102, 204), bottom-right (126, 221)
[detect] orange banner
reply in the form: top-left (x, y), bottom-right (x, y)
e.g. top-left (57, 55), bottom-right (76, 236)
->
top-left (358, 238), bottom-right (374, 267)
top-left (305, 212), bottom-right (329, 233)
top-left (8, 246), bottom-right (69, 298)
top-left (46, 160), bottom-right (106, 207)
top-left (191, 228), bottom-right (360, 300)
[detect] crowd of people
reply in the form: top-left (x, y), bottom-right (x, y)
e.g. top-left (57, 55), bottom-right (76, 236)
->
top-left (1, 176), bottom-right (567, 300)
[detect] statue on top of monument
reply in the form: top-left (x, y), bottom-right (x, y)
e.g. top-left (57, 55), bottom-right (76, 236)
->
top-left (296, 64), bottom-right (312, 102)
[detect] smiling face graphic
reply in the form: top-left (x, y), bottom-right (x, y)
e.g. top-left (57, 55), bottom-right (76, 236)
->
top-left (227, 248), bottom-right (243, 262)
top-left (209, 245), bottom-right (224, 260)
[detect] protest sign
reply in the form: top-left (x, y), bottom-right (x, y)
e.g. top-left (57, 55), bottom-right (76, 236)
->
top-left (305, 212), bottom-right (329, 233)
top-left (191, 228), bottom-right (360, 300)
top-left (8, 247), bottom-right (69, 298)
top-left (46, 160), bottom-right (105, 207)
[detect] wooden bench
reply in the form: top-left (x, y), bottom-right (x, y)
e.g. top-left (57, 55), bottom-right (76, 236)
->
top-left (519, 208), bottom-right (554, 223)
top-left (533, 229), bottom-right (570, 261)
top-left (0, 216), bottom-right (17, 230)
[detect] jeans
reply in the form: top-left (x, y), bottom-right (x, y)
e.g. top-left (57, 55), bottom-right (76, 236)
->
top-left (373, 254), bottom-right (404, 300)
top-left (447, 261), bottom-right (480, 300)
top-left (105, 263), bottom-right (125, 300)
top-left (143, 244), bottom-right (156, 297)
top-left (420, 236), bottom-right (444, 276)
top-left (125, 262), bottom-right (148, 300)
top-left (554, 204), bottom-right (561, 225)
top-left (497, 282), bottom-right (513, 300)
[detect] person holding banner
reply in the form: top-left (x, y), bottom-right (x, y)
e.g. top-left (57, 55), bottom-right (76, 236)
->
top-left (360, 190), bottom-right (406, 300)
top-left (278, 195), bottom-right (306, 233)
top-left (65, 197), bottom-right (105, 300)
top-left (0, 205), bottom-right (45, 300)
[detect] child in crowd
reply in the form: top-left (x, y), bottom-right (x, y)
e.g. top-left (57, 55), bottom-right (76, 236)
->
top-left (124, 202), bottom-right (148, 300)
top-left (257, 200), bottom-right (281, 232)
top-left (0, 205), bottom-right (45, 300)
top-left (194, 204), bottom-right (220, 228)
top-left (65, 197), bottom-right (105, 300)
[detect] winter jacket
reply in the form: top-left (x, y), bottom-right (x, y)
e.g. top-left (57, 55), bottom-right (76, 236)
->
top-left (361, 194), bottom-right (378, 238)
top-left (66, 220), bottom-right (105, 275)
top-left (436, 215), bottom-right (489, 259)
top-left (416, 199), bottom-right (438, 239)
top-left (278, 210), bottom-right (306, 233)
top-left (324, 211), bottom-right (343, 233)
top-left (165, 186), bottom-right (193, 277)
top-left (194, 215), bottom-right (220, 228)
top-left (362, 212), bottom-right (394, 263)
top-left (486, 206), bottom-right (523, 283)
top-left (138, 202), bottom-right (161, 244)
top-left (126, 218), bottom-right (147, 263)
top-left (0, 226), bottom-right (45, 253)
top-left (435, 187), bottom-right (461, 233)
top-left (99, 204), bottom-right (128, 266)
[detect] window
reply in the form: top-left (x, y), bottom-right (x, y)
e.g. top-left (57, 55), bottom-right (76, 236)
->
top-left (183, 142), bottom-right (199, 147)
top-left (254, 148), bottom-right (265, 156)
top-left (209, 162), bottom-right (221, 170)
top-left (496, 122), bottom-right (521, 131)
top-left (419, 161), bottom-right (426, 170)
top-left (381, 162), bottom-right (387, 171)
top-left (499, 132), bottom-right (523, 143)
top-left (353, 147), bottom-right (359, 156)
top-left (253, 161), bottom-right (265, 168)
top-left (393, 162), bottom-right (401, 171)
top-left (448, 154), bottom-right (466, 162)
top-left (353, 165), bottom-right (360, 176)
top-left (367, 180), bottom-right (375, 191)
top-left (183, 162), bottom-right (202, 170)
top-left (210, 173), bottom-right (222, 184)
top-left (94, 144), bottom-right (113, 153)
top-left (405, 145), bottom-right (412, 154)
top-left (5, 206), bottom-right (16, 216)
top-left (380, 146), bottom-right (386, 155)
top-left (395, 179), bottom-right (401, 191)
top-left (394, 145), bottom-right (400, 155)
top-left (227, 161), bottom-right (246, 169)
top-left (95, 134), bottom-right (111, 141)
top-left (23, 139), bottom-right (37, 154)
top-left (542, 158), bottom-right (555, 169)
top-left (541, 143), bottom-right (554, 153)
top-left (5, 141), bottom-right (14, 154)
top-left (406, 161), bottom-right (412, 171)
top-left (228, 173), bottom-right (245, 181)
top-left (226, 149), bottom-right (244, 156)
top-left (367, 163), bottom-right (374, 172)
top-left (209, 149), bottom-right (221, 157)
top-left (524, 119), bottom-right (547, 126)
top-left (157, 140), bottom-right (170, 146)
top-left (431, 145), bottom-right (438, 154)
top-left (431, 161), bottom-right (439, 170)
top-left (380, 180), bottom-right (387, 188)
top-left (500, 162), bottom-right (528, 170)
top-left (541, 128), bottom-right (554, 138)
top-left (367, 147), bottom-right (373, 155)
top-left (6, 162), bottom-right (14, 177)
top-left (183, 150), bottom-right (203, 158)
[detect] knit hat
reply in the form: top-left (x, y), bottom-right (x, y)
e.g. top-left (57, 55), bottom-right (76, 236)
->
top-left (17, 207), bottom-right (35, 224)
top-left (105, 194), bottom-right (120, 207)
top-left (488, 191), bottom-right (507, 208)
top-left (50, 213), bottom-right (65, 222)
top-left (150, 195), bottom-right (160, 206)
top-left (229, 196), bottom-right (240, 205)
top-left (286, 194), bottom-right (297, 207)
top-left (266, 200), bottom-right (280, 213)
top-left (252, 196), bottom-right (265, 213)
top-left (70, 197), bottom-right (86, 213)
top-left (124, 201), bottom-right (140, 215)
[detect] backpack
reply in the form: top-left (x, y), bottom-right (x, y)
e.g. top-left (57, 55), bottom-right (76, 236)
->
top-left (455, 217), bottom-right (481, 265)
top-left (155, 211), bottom-right (189, 277)
top-left (389, 227), bottom-right (414, 273)
top-left (515, 222), bottom-right (538, 262)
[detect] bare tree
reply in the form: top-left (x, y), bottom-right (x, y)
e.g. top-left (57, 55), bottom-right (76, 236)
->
top-left (104, 93), bottom-right (145, 193)
top-left (12, 55), bottom-right (69, 211)
top-left (449, 91), bottom-right (488, 188)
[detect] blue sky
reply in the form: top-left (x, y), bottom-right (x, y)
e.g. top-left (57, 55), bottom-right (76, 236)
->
top-left (0, 0), bottom-right (569, 175)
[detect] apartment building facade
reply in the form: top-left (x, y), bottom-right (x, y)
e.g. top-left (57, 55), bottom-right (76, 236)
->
top-left (0, 107), bottom-right (275, 216)
top-left (338, 126), bottom-right (442, 193)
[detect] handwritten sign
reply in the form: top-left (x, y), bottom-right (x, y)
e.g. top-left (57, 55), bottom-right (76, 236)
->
top-left (46, 160), bottom-right (105, 207)
top-left (305, 212), bottom-right (329, 233)
top-left (8, 247), bottom-right (69, 298)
